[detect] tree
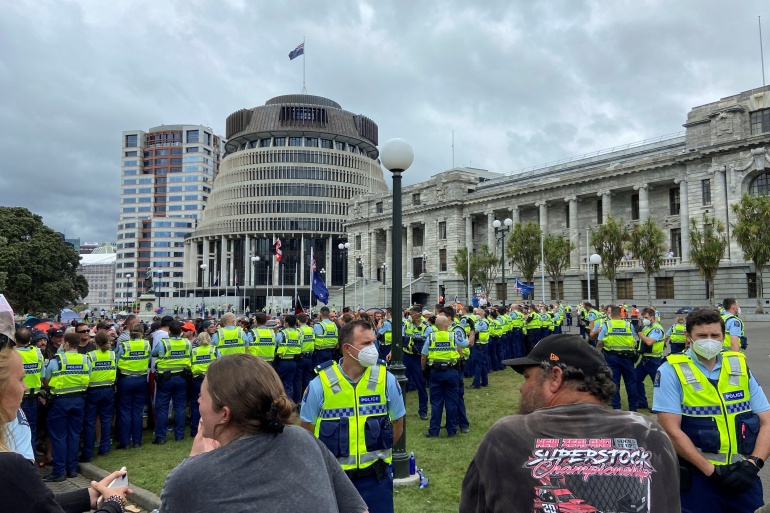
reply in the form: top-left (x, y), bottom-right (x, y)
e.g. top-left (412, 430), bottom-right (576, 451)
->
top-left (471, 244), bottom-right (500, 299)
top-left (506, 222), bottom-right (542, 286)
top-left (542, 234), bottom-right (574, 300)
top-left (590, 216), bottom-right (628, 304)
top-left (627, 218), bottom-right (665, 306)
top-left (689, 213), bottom-right (727, 305)
top-left (0, 207), bottom-right (88, 314)
top-left (731, 194), bottom-right (770, 313)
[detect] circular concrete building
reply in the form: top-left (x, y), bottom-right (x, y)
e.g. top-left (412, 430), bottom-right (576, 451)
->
top-left (184, 94), bottom-right (388, 310)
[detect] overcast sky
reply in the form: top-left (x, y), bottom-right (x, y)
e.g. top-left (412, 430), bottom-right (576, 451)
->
top-left (1, 0), bottom-right (768, 243)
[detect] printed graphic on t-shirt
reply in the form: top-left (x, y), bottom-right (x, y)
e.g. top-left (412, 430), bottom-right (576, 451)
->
top-left (525, 437), bottom-right (654, 513)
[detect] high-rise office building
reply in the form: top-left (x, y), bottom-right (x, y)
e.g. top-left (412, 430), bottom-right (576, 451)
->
top-left (115, 125), bottom-right (224, 308)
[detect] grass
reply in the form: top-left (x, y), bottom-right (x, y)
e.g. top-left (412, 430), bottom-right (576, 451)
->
top-left (95, 366), bottom-right (656, 511)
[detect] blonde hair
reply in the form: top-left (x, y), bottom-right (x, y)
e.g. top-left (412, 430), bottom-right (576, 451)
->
top-left (0, 346), bottom-right (18, 452)
top-left (675, 315), bottom-right (685, 325)
top-left (197, 331), bottom-right (212, 346)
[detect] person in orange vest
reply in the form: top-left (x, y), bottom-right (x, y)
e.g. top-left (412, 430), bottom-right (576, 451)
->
top-left (630, 305), bottom-right (640, 331)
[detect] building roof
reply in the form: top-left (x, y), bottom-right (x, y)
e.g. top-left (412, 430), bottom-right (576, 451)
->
top-left (79, 253), bottom-right (116, 266)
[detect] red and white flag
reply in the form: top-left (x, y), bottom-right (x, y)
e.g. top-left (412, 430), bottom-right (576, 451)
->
top-left (275, 238), bottom-right (283, 262)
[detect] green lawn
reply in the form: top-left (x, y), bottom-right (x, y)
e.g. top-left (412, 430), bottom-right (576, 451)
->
top-left (96, 368), bottom-right (655, 512)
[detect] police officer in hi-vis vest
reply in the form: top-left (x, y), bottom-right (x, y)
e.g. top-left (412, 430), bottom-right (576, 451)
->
top-left (596, 305), bottom-right (638, 411)
top-left (313, 306), bottom-right (339, 366)
top-left (151, 320), bottom-right (192, 444)
top-left (81, 331), bottom-right (117, 462)
top-left (250, 312), bottom-right (277, 363)
top-left (43, 332), bottom-right (92, 482)
top-left (296, 313), bottom-right (316, 396)
top-left (635, 307), bottom-right (665, 410)
top-left (376, 308), bottom-right (393, 361)
top-left (115, 325), bottom-right (150, 449)
top-left (15, 328), bottom-right (44, 451)
top-left (188, 321), bottom-right (217, 438)
top-left (665, 315), bottom-right (688, 354)
top-left (275, 314), bottom-right (303, 403)
top-left (300, 319), bottom-right (405, 513)
top-left (212, 312), bottom-right (249, 356)
top-left (653, 308), bottom-right (770, 512)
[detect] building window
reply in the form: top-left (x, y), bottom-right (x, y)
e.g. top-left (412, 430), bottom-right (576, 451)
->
top-left (702, 179), bottom-right (712, 205)
top-left (564, 202), bottom-right (570, 228)
top-left (321, 139), bottom-right (333, 149)
top-left (581, 280), bottom-right (597, 300)
top-left (747, 273), bottom-right (758, 298)
top-left (670, 229), bottom-right (681, 258)
top-left (274, 137), bottom-right (286, 147)
top-left (750, 108), bottom-right (770, 135)
top-left (596, 198), bottom-right (602, 225)
top-left (631, 193), bottom-right (640, 220)
top-left (124, 151), bottom-right (137, 157)
top-left (655, 277), bottom-right (675, 299)
top-left (376, 202), bottom-right (383, 214)
top-left (616, 279), bottom-right (633, 299)
top-left (438, 221), bottom-right (447, 240)
top-left (260, 138), bottom-right (271, 147)
top-left (288, 137), bottom-right (302, 147)
top-left (186, 130), bottom-right (199, 143)
top-left (355, 234), bottom-right (362, 251)
top-left (413, 226), bottom-right (424, 247)
top-left (125, 134), bottom-right (138, 147)
top-left (439, 249), bottom-right (447, 272)
top-left (549, 281), bottom-right (565, 300)
top-left (335, 141), bottom-right (345, 151)
top-left (412, 193), bottom-right (421, 206)
top-left (305, 137), bottom-right (319, 147)
top-left (669, 188), bottom-right (680, 215)
top-left (750, 172), bottom-right (770, 196)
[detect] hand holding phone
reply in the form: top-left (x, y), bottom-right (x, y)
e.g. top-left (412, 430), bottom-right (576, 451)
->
top-left (95, 467), bottom-right (128, 507)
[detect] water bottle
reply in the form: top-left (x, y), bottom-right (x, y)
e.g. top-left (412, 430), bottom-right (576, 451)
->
top-left (409, 451), bottom-right (416, 475)
top-left (417, 468), bottom-right (429, 489)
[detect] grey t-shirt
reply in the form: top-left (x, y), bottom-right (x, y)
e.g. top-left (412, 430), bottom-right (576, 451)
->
top-left (159, 425), bottom-right (367, 513)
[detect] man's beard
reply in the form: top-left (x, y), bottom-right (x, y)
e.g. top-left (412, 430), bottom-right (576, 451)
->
top-left (518, 386), bottom-right (546, 415)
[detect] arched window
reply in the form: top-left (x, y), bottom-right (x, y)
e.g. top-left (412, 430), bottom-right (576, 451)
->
top-left (750, 172), bottom-right (770, 196)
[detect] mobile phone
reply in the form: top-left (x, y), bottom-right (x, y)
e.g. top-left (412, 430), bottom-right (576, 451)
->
top-left (97, 467), bottom-right (128, 507)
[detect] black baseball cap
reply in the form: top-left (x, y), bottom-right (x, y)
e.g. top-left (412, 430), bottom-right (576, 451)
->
top-left (50, 329), bottom-right (64, 337)
top-left (502, 334), bottom-right (607, 375)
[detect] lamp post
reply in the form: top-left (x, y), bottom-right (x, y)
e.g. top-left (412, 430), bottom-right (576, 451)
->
top-left (493, 218), bottom-right (513, 306)
top-left (338, 242), bottom-right (350, 308)
top-left (589, 253), bottom-right (602, 307)
top-left (381, 262), bottom-right (388, 308)
top-left (381, 138), bottom-right (414, 481)
top-left (359, 259), bottom-right (365, 308)
top-left (125, 273), bottom-right (132, 311)
top-left (200, 264), bottom-right (207, 316)
top-left (251, 256), bottom-right (259, 312)
top-left (407, 272), bottom-right (412, 306)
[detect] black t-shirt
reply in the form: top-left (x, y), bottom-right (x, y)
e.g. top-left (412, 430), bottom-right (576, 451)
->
top-left (460, 403), bottom-right (680, 513)
top-left (77, 342), bottom-right (96, 354)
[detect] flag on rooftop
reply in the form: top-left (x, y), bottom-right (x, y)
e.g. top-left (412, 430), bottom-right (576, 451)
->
top-left (289, 42), bottom-right (304, 60)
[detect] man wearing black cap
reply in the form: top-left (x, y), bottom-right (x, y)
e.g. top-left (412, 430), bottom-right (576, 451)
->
top-left (460, 333), bottom-right (680, 513)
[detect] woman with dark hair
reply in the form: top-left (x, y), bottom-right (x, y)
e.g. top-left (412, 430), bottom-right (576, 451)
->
top-left (159, 354), bottom-right (368, 513)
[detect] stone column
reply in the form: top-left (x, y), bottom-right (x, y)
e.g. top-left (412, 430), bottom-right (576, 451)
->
top-left (299, 235), bottom-right (305, 287)
top-left (385, 227), bottom-right (392, 282)
top-left (201, 238), bottom-right (209, 288)
top-left (406, 223), bottom-right (413, 279)
top-left (487, 211), bottom-right (495, 249)
top-left (511, 205), bottom-right (520, 225)
top-left (600, 190), bottom-right (612, 221)
top-left (220, 236), bottom-right (227, 287)
top-left (711, 165), bottom-right (728, 260)
top-left (465, 215), bottom-right (473, 250)
top-left (676, 179), bottom-right (690, 262)
top-left (537, 201), bottom-right (548, 235)
top-left (566, 196), bottom-right (579, 269)
top-left (244, 234), bottom-right (250, 288)
top-left (635, 184), bottom-right (649, 221)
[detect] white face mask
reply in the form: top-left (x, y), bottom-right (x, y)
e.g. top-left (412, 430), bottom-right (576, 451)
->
top-left (348, 344), bottom-right (379, 367)
top-left (692, 338), bottom-right (723, 360)
top-left (642, 318), bottom-right (651, 327)
top-left (737, 307), bottom-right (742, 316)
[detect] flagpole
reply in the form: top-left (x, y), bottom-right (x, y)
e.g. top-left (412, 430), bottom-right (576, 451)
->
top-left (294, 264), bottom-right (298, 312)
top-left (309, 246), bottom-right (314, 315)
top-left (302, 35), bottom-right (307, 93)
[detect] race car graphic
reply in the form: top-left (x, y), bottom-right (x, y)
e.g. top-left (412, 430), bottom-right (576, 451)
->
top-left (533, 476), bottom-right (599, 513)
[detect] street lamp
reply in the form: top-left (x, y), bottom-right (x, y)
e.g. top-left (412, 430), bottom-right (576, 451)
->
top-left (381, 262), bottom-right (388, 308)
top-left (200, 264), bottom-right (207, 316)
top-left (381, 137), bottom-right (414, 481)
top-left (338, 241), bottom-right (350, 308)
top-left (251, 256), bottom-right (260, 312)
top-left (589, 254), bottom-right (602, 307)
top-left (125, 273), bottom-right (132, 311)
top-left (493, 218), bottom-right (513, 306)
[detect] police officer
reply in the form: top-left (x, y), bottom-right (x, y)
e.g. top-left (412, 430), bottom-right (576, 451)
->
top-left (151, 320), bottom-right (191, 444)
top-left (402, 307), bottom-right (429, 420)
top-left (459, 306), bottom-right (476, 378)
top-left (596, 305), bottom-right (638, 411)
top-left (189, 321), bottom-right (217, 438)
top-left (583, 302), bottom-right (599, 346)
top-left (487, 309), bottom-right (503, 372)
top-left (721, 298), bottom-right (745, 351)
top-left (443, 306), bottom-right (471, 433)
top-left (376, 308), bottom-right (393, 361)
top-left (275, 314), bottom-right (302, 403)
top-left (313, 306), bottom-right (338, 366)
top-left (635, 307), bottom-right (665, 410)
top-left (653, 308), bottom-right (770, 512)
top-left (81, 331), bottom-right (117, 461)
top-left (300, 319), bottom-right (405, 513)
top-left (212, 312), bottom-right (249, 355)
top-left (422, 314), bottom-right (469, 437)
top-left (525, 305), bottom-right (541, 350)
top-left (15, 328), bottom-right (44, 452)
top-left (43, 332), bottom-right (92, 482)
top-left (115, 325), bottom-right (150, 449)
top-left (250, 313), bottom-right (277, 363)
top-left (666, 315), bottom-right (688, 354)
top-left (510, 305), bottom-right (525, 358)
top-left (470, 308), bottom-right (489, 389)
top-left (296, 313), bottom-right (315, 395)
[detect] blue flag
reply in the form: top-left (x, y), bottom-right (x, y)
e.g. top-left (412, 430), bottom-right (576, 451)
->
top-left (312, 271), bottom-right (329, 304)
top-left (289, 42), bottom-right (304, 60)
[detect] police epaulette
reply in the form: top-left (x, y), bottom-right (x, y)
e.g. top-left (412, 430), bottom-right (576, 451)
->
top-left (314, 360), bottom-right (334, 373)
top-left (377, 359), bottom-right (387, 366)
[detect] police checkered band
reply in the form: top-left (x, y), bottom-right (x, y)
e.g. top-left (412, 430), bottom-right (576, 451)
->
top-left (359, 404), bottom-right (387, 416)
top-left (319, 407), bottom-right (356, 419)
top-left (682, 405), bottom-right (722, 415)
top-left (726, 400), bottom-right (751, 414)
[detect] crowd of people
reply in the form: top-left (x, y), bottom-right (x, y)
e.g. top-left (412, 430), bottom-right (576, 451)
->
top-left (0, 292), bottom-right (768, 512)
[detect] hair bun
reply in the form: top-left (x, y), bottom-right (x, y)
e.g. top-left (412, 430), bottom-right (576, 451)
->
top-left (265, 403), bottom-right (285, 434)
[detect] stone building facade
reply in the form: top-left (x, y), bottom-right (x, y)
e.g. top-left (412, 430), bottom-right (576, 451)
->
top-left (345, 86), bottom-right (770, 309)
